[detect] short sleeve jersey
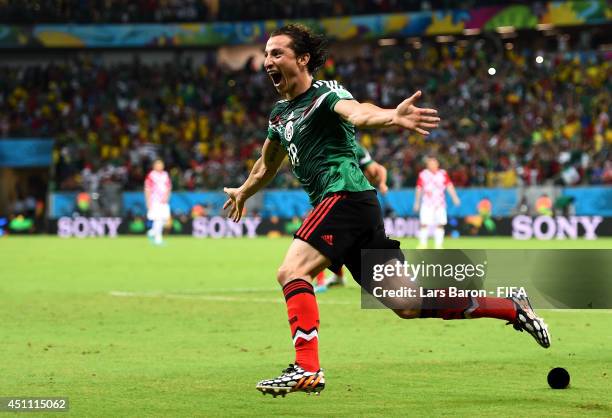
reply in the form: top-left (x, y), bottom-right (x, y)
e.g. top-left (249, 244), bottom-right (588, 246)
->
top-left (145, 170), bottom-right (171, 205)
top-left (355, 144), bottom-right (373, 170)
top-left (267, 80), bottom-right (373, 206)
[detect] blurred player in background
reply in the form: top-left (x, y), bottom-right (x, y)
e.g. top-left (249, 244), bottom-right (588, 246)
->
top-left (413, 155), bottom-right (460, 249)
top-left (316, 144), bottom-right (387, 291)
top-left (145, 159), bottom-right (172, 245)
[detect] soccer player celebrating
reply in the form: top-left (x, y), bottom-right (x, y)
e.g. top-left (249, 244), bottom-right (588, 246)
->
top-left (223, 24), bottom-right (549, 397)
top-left (144, 159), bottom-right (171, 245)
top-left (413, 155), bottom-right (460, 249)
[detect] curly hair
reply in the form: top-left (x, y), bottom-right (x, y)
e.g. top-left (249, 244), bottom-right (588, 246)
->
top-left (270, 24), bottom-right (329, 74)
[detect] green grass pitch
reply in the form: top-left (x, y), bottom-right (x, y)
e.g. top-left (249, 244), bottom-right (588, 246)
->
top-left (1, 237), bottom-right (611, 417)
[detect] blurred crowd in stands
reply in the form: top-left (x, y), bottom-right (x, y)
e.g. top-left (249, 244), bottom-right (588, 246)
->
top-left (1, 0), bottom-right (538, 24)
top-left (0, 40), bottom-right (610, 193)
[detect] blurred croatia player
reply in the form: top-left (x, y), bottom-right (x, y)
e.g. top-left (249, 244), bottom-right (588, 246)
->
top-left (145, 159), bottom-right (171, 245)
top-left (413, 155), bottom-right (460, 249)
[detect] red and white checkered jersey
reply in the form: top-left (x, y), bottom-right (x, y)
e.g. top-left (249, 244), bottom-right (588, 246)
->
top-left (416, 168), bottom-right (452, 208)
top-left (145, 170), bottom-right (171, 205)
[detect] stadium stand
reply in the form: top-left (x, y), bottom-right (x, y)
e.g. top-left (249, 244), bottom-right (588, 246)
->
top-left (1, 41), bottom-right (610, 193)
top-left (1, 0), bottom-right (533, 24)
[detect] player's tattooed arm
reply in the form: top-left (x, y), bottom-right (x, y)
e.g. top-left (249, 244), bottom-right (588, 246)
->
top-left (263, 139), bottom-right (286, 169)
top-left (223, 138), bottom-right (287, 222)
top-left (334, 91), bottom-right (440, 135)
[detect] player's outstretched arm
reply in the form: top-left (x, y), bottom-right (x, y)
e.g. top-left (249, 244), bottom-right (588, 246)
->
top-left (144, 187), bottom-right (151, 210)
top-left (164, 178), bottom-right (172, 204)
top-left (223, 138), bottom-right (287, 222)
top-left (413, 187), bottom-right (421, 212)
top-left (334, 91), bottom-right (439, 135)
top-left (447, 183), bottom-right (461, 206)
top-left (364, 161), bottom-right (388, 194)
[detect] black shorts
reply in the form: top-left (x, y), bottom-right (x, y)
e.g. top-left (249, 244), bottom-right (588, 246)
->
top-left (294, 190), bottom-right (402, 288)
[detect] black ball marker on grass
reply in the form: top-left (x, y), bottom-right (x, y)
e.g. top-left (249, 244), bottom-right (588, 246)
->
top-left (547, 367), bottom-right (570, 389)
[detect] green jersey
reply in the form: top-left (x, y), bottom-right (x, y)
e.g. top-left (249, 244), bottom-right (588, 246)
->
top-left (267, 80), bottom-right (373, 206)
top-left (356, 144), bottom-right (373, 170)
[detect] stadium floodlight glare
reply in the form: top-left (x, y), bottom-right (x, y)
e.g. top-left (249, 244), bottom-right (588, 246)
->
top-left (536, 56), bottom-right (544, 64)
top-left (488, 67), bottom-right (496, 76)
top-left (406, 37), bottom-right (422, 49)
top-left (599, 43), bottom-right (612, 52)
top-left (536, 23), bottom-right (555, 31)
top-left (496, 26), bottom-right (516, 39)
top-left (436, 35), bottom-right (455, 43)
top-left (378, 38), bottom-right (397, 46)
top-left (463, 28), bottom-right (480, 36)
top-left (495, 26), bottom-right (515, 34)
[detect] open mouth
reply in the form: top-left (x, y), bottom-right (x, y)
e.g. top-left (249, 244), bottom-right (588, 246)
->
top-left (268, 70), bottom-right (283, 86)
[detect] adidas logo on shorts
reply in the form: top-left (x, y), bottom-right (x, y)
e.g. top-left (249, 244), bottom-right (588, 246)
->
top-left (321, 234), bottom-right (334, 246)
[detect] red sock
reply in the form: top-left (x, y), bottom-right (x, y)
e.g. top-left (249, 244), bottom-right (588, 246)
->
top-left (316, 271), bottom-right (325, 286)
top-left (283, 279), bottom-right (320, 372)
top-left (420, 296), bottom-right (516, 322)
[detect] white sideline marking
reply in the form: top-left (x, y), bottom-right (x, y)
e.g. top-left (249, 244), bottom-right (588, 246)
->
top-left (108, 292), bottom-right (612, 311)
top-left (109, 291), bottom-right (353, 305)
top-left (545, 309), bottom-right (612, 314)
top-left (170, 287), bottom-right (280, 293)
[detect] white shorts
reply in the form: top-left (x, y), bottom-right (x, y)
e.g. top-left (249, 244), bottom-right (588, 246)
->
top-left (419, 205), bottom-right (447, 226)
top-left (147, 203), bottom-right (171, 221)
